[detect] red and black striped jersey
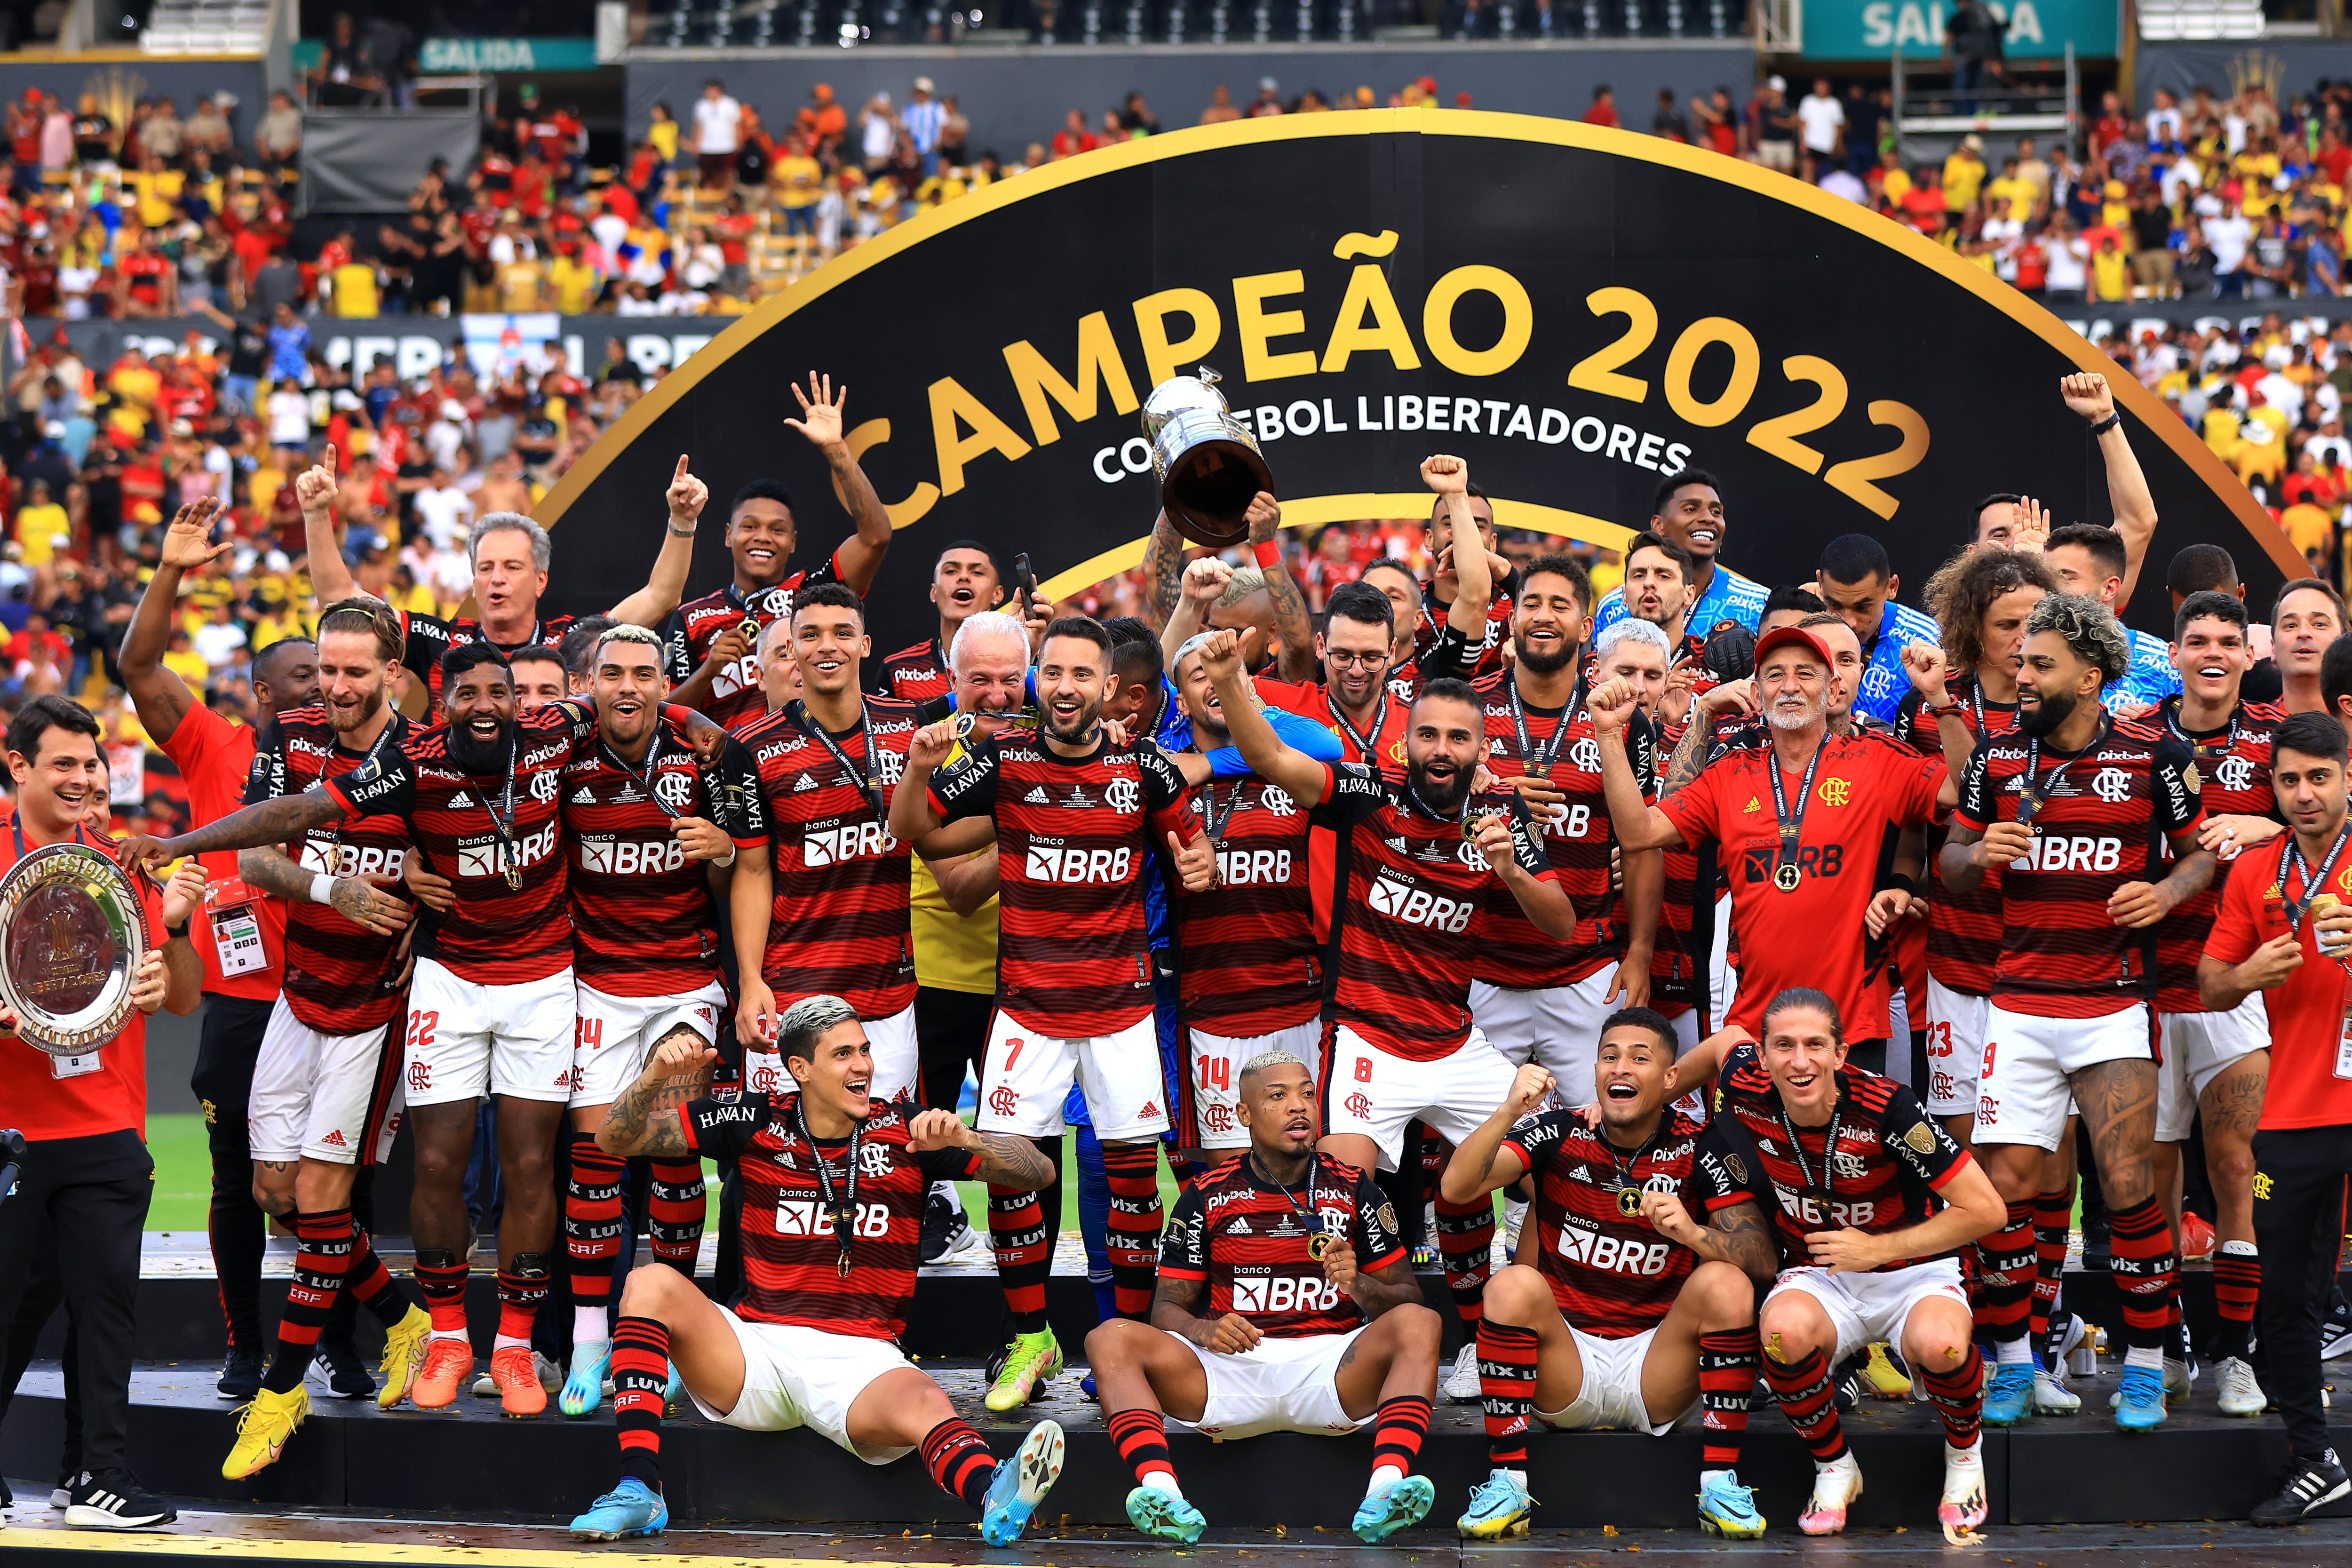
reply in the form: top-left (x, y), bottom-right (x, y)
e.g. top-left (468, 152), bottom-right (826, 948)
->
top-left (1649, 719), bottom-right (1720, 1018)
top-left (1953, 719), bottom-right (2203, 1018)
top-left (1177, 773), bottom-right (1322, 1035)
top-left (245, 708), bottom-right (416, 1033)
top-left (929, 729), bottom-right (1197, 1036)
top-left (2152, 698), bottom-right (2281, 1013)
top-left (738, 699), bottom-right (922, 1019)
top-left (680, 1090), bottom-right (980, 1342)
top-left (1471, 672), bottom-right (1659, 989)
top-left (1660, 725), bottom-right (1942, 1042)
top-left (1314, 760), bottom-right (1558, 1061)
top-left (1158, 1152), bottom-right (1406, 1339)
top-left (1414, 571), bottom-right (1517, 681)
top-left (392, 607), bottom-right (573, 711)
top-left (876, 636), bottom-right (951, 706)
top-left (1704, 1047), bottom-right (1974, 1270)
top-left (325, 701), bottom-right (596, 985)
top-left (559, 723), bottom-right (763, 997)
top-left (663, 557), bottom-right (842, 732)
top-left (1503, 1105), bottom-right (1728, 1338)
top-left (1900, 677), bottom-right (2021, 997)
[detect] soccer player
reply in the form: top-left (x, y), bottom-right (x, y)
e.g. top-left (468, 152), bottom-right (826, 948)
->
top-left (215, 599), bottom-right (434, 1475)
top-left (1940, 593), bottom-right (2212, 1433)
top-left (667, 374), bottom-right (894, 728)
top-left (2272, 578), bottom-right (2347, 716)
top-left (877, 541), bottom-right (1004, 704)
top-left (1591, 469), bottom-right (1768, 640)
top-left (1250, 581), bottom-right (1416, 777)
top-left (2199, 711), bottom-right (2352, 1522)
top-left (1198, 627), bottom-right (1580, 1352)
top-left (1415, 475), bottom-right (1513, 679)
top-left (1086, 1050), bottom-right (1441, 1545)
top-left (1616, 531), bottom-right (1707, 667)
top-left (114, 496), bottom-right (316, 1400)
top-left (300, 447), bottom-right (699, 710)
top-left (506, 646), bottom-right (571, 710)
top-left (1813, 533), bottom-right (1940, 725)
top-left (890, 615), bottom-right (1207, 1410)
top-left (2036, 522), bottom-right (2181, 711)
top-left (2149, 591), bottom-right (2285, 1418)
top-left (1441, 1015), bottom-right (1778, 1541)
top-left (566, 996), bottom-right (1068, 1545)
top-left (1154, 493), bottom-right (1321, 685)
top-left (556, 624), bottom-right (763, 1418)
top-left (1593, 625), bottom-right (1945, 1075)
top-left (1717, 988), bottom-right (2004, 1539)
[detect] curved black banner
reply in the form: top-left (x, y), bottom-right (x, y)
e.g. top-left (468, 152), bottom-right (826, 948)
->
top-left (540, 110), bottom-right (2296, 651)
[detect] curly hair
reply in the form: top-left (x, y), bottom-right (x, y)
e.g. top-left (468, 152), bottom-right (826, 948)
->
top-left (1923, 548), bottom-right (2058, 671)
top-left (2024, 591), bottom-right (2130, 686)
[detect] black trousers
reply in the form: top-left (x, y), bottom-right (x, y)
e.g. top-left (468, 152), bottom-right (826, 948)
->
top-left (2252, 1122), bottom-right (2352, 1462)
top-left (0, 1129), bottom-right (154, 1474)
top-left (915, 986), bottom-right (995, 1114)
top-left (0, 1258), bottom-right (83, 1479)
top-left (191, 994), bottom-right (276, 1354)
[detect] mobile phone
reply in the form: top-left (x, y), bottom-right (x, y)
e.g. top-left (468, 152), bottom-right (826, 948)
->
top-left (1012, 551), bottom-right (1038, 613)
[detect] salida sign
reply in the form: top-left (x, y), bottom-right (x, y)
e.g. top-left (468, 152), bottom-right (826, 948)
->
top-left (537, 112), bottom-right (2292, 655)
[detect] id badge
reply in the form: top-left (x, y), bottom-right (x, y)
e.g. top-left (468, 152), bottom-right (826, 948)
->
top-left (206, 877), bottom-right (267, 977)
top-left (2336, 1006), bottom-right (2352, 1082)
top-left (51, 1048), bottom-right (103, 1080)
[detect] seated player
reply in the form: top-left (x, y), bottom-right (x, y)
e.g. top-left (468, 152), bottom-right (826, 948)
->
top-left (1715, 989), bottom-right (2006, 1542)
top-left (1085, 1051), bottom-right (1444, 1546)
top-left (1441, 1011), bottom-right (1776, 1541)
top-left (566, 995), bottom-right (1066, 1546)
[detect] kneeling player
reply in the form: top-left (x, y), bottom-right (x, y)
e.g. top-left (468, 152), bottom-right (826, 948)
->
top-left (567, 995), bottom-right (1065, 1545)
top-left (1086, 1051), bottom-right (1443, 1546)
top-left (1440, 1012), bottom-right (1777, 1541)
top-left (1722, 989), bottom-right (2006, 1541)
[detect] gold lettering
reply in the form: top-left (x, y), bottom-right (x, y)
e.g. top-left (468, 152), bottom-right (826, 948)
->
top-left (1002, 312), bottom-right (1141, 447)
top-left (1132, 288), bottom-right (1223, 388)
top-left (926, 379), bottom-right (1033, 498)
top-left (1422, 266), bottom-right (1533, 377)
top-left (1320, 264), bottom-right (1422, 373)
top-left (842, 418), bottom-right (937, 529)
top-left (1232, 270), bottom-right (1319, 382)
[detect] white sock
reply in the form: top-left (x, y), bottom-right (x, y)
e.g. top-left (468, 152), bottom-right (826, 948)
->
top-left (1143, 1471), bottom-right (1184, 1499)
top-left (1367, 1465), bottom-right (1404, 1496)
top-left (1501, 1467), bottom-right (1528, 1489)
top-left (2124, 1343), bottom-right (2165, 1372)
top-left (1699, 1467), bottom-right (1733, 1489)
top-left (1946, 1437), bottom-right (1983, 1465)
top-left (1995, 1337), bottom-right (2032, 1365)
top-left (493, 1333), bottom-right (532, 1353)
top-left (427, 1328), bottom-right (468, 1344)
top-left (2221, 1239), bottom-right (2259, 1257)
top-left (574, 1308), bottom-right (610, 1345)
top-left (1818, 1450), bottom-right (1860, 1475)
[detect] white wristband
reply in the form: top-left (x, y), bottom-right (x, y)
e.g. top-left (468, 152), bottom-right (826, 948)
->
top-left (714, 844), bottom-right (737, 869)
top-left (311, 873), bottom-right (337, 905)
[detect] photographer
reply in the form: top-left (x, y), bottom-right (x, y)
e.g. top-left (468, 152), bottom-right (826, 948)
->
top-left (0, 695), bottom-right (202, 1530)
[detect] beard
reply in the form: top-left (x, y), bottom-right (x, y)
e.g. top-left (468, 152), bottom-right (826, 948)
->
top-left (327, 686), bottom-right (385, 735)
top-left (1407, 756), bottom-right (1472, 815)
top-left (447, 718), bottom-right (514, 774)
top-left (1512, 631), bottom-right (1575, 676)
top-left (1766, 693), bottom-right (1824, 732)
top-left (2018, 685), bottom-right (2077, 738)
top-left (1044, 690), bottom-right (1103, 744)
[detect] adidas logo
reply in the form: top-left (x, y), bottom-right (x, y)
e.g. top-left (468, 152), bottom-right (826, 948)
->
top-left (320, 1129), bottom-right (348, 1146)
top-left (1228, 1217), bottom-right (1250, 1234)
top-left (1024, 786), bottom-right (1051, 804)
top-left (1139, 1100), bottom-right (1159, 1118)
top-left (1385, 836), bottom-right (1409, 853)
top-left (794, 772), bottom-right (820, 792)
top-left (1742, 796), bottom-right (1760, 814)
top-left (447, 791), bottom-right (473, 808)
top-left (572, 788), bottom-right (596, 804)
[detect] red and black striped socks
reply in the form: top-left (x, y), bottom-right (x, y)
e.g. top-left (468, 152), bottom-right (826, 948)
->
top-left (1763, 1343), bottom-right (1847, 1463)
top-left (988, 1138), bottom-right (1059, 1331)
top-left (647, 1160), bottom-right (707, 1272)
top-left (413, 1246), bottom-right (469, 1337)
top-left (2107, 1197), bottom-right (2180, 1359)
top-left (344, 1227), bottom-right (416, 1326)
top-left (495, 1255), bottom-right (552, 1347)
top-left (1108, 1407), bottom-right (1178, 1490)
top-left (1434, 1193), bottom-right (1496, 1326)
top-left (1101, 1141), bottom-right (1164, 1321)
top-left (1369, 1394), bottom-right (1430, 1485)
top-left (566, 1136), bottom-right (627, 1341)
top-left (1921, 1344), bottom-right (1986, 1448)
top-left (612, 1316), bottom-right (670, 1489)
top-left (919, 1418), bottom-right (997, 1508)
top-left (2031, 1186), bottom-right (2072, 1347)
top-left (1477, 1319), bottom-right (1540, 1467)
top-left (1697, 1329), bottom-right (1758, 1472)
top-left (1972, 1199), bottom-right (2037, 1355)
top-left (2213, 1241), bottom-right (2260, 1361)
top-left (264, 1209), bottom-right (357, 1394)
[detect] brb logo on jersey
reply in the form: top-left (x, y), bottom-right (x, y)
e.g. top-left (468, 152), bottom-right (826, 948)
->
top-left (804, 820), bottom-right (897, 868)
top-left (2008, 835), bottom-right (2123, 873)
top-left (299, 838), bottom-right (409, 880)
top-left (1557, 1219), bottom-right (1672, 1276)
top-left (456, 822), bottom-right (557, 880)
top-left (776, 1199), bottom-right (890, 1238)
top-left (1367, 872), bottom-right (1475, 931)
top-left (1216, 846), bottom-right (1295, 886)
top-left (1025, 842), bottom-right (1134, 883)
top-left (1741, 842), bottom-right (1843, 884)
top-left (1231, 1271), bottom-right (1344, 1314)
top-left (580, 835), bottom-right (688, 876)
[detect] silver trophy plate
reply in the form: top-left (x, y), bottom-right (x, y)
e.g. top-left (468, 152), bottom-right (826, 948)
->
top-left (0, 843), bottom-right (150, 1054)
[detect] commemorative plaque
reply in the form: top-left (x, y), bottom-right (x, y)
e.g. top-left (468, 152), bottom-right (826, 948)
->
top-left (0, 843), bottom-right (150, 1054)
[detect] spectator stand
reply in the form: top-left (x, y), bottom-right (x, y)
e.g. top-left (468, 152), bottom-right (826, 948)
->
top-left (298, 75), bottom-right (485, 215)
top-left (1891, 47), bottom-right (2082, 167)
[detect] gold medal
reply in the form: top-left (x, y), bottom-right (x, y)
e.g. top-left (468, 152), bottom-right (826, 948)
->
top-left (505, 866), bottom-right (523, 891)
top-left (739, 616), bottom-right (762, 644)
top-left (1524, 761), bottom-right (1549, 780)
top-left (1306, 1234), bottom-right (1331, 1262)
top-left (1773, 862), bottom-right (1802, 893)
top-left (1617, 1186), bottom-right (1643, 1218)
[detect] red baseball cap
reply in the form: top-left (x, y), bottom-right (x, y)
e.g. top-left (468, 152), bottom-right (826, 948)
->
top-left (1753, 624), bottom-right (1833, 673)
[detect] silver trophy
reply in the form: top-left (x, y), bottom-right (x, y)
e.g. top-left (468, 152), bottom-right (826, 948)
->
top-left (1142, 366), bottom-right (1274, 548)
top-left (0, 843), bottom-right (151, 1054)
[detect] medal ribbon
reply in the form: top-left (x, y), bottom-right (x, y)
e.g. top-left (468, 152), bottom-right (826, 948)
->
top-left (598, 729), bottom-right (680, 822)
top-left (2018, 717), bottom-right (2110, 825)
top-left (789, 699), bottom-right (883, 824)
top-left (1252, 1151), bottom-right (1326, 1258)
top-left (1327, 684), bottom-right (1390, 767)
top-left (480, 733), bottom-right (524, 884)
top-left (1765, 736), bottom-right (1830, 884)
top-left (1506, 667), bottom-right (1581, 779)
top-left (1776, 1093), bottom-right (1845, 1213)
top-left (2279, 820), bottom-right (2352, 943)
top-left (2163, 699), bottom-right (2241, 764)
top-left (795, 1094), bottom-right (864, 1278)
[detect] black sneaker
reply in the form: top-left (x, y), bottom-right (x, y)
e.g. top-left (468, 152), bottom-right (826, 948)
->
top-left (64, 1469), bottom-right (176, 1530)
top-left (2251, 1451), bottom-right (2351, 1525)
top-left (216, 1344), bottom-right (263, 1401)
top-left (2321, 1293), bottom-right (2352, 1363)
top-left (313, 1336), bottom-right (377, 1399)
top-left (920, 1186), bottom-right (957, 1264)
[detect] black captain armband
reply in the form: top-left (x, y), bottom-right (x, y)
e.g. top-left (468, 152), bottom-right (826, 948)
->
top-left (2088, 413), bottom-right (2121, 436)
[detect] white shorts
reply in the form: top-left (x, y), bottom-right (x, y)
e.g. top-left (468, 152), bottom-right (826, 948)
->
top-left (247, 998), bottom-right (404, 1166)
top-left (1537, 1321), bottom-right (1692, 1435)
top-left (2156, 993), bottom-right (2270, 1142)
top-left (977, 1009), bottom-right (1170, 1142)
top-left (1167, 1327), bottom-right (1365, 1439)
top-left (1324, 1024), bottom-right (1518, 1173)
top-left (572, 979), bottom-right (730, 1107)
top-left (1470, 969), bottom-right (1621, 1098)
top-left (741, 1001), bottom-right (921, 1109)
top-left (1189, 1020), bottom-right (1321, 1150)
top-left (1885, 985), bottom-right (1912, 1090)
top-left (1764, 1259), bottom-right (1970, 1366)
top-left (1709, 892), bottom-right (1736, 1025)
top-left (686, 1308), bottom-right (916, 1464)
top-left (1974, 1002), bottom-right (2154, 1151)
top-left (403, 958), bottom-right (577, 1108)
top-left (1923, 977), bottom-right (1989, 1119)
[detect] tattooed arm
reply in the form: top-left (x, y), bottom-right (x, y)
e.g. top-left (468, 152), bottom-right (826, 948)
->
top-left (1333, 1252), bottom-right (1425, 1322)
top-left (123, 788), bottom-right (353, 870)
top-left (1143, 510), bottom-right (1187, 631)
top-left (1248, 493), bottom-right (1319, 685)
top-left (597, 1032), bottom-right (718, 1156)
top-left (905, 1108), bottom-right (1054, 1190)
top-left (239, 844), bottom-right (414, 937)
top-left (1644, 1194), bottom-right (1780, 1284)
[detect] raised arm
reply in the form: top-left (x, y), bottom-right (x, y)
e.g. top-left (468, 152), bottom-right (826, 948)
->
top-left (2063, 372), bottom-right (2158, 608)
top-left (1198, 629), bottom-right (1333, 804)
top-left (1590, 677), bottom-right (1687, 851)
top-left (299, 445), bottom-right (361, 608)
top-left (783, 373), bottom-right (892, 594)
top-left (1474, 808), bottom-right (1580, 937)
top-left (1438, 1063), bottom-right (1552, 1202)
top-left (905, 1107), bottom-right (1056, 1188)
top-left (1142, 510), bottom-right (1187, 630)
top-left (119, 496), bottom-right (233, 743)
top-left (1423, 453), bottom-right (1494, 650)
top-left (1159, 555), bottom-right (1229, 671)
top-left (1246, 493), bottom-right (1318, 686)
top-left (607, 454), bottom-right (703, 628)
